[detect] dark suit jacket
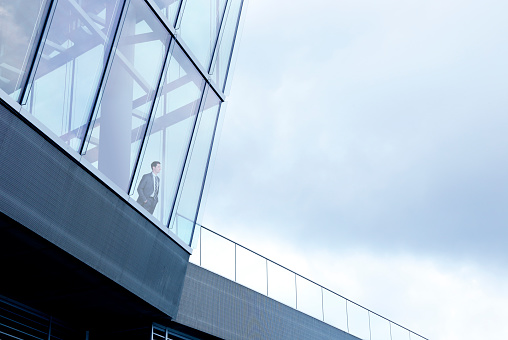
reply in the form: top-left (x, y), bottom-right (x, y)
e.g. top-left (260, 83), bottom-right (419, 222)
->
top-left (136, 173), bottom-right (158, 204)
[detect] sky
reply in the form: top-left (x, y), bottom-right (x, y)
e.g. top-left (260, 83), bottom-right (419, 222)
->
top-left (199, 1), bottom-right (508, 339)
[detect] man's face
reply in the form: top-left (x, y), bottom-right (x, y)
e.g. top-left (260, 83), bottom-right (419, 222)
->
top-left (152, 163), bottom-right (161, 175)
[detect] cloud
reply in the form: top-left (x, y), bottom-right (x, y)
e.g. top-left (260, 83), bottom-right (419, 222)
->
top-left (198, 2), bottom-right (508, 340)
top-left (203, 0), bottom-right (508, 266)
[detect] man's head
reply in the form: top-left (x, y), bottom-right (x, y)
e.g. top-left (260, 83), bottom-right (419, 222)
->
top-left (151, 161), bottom-right (161, 175)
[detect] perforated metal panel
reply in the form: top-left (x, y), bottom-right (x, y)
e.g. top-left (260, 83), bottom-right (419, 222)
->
top-left (175, 264), bottom-right (361, 340)
top-left (0, 101), bottom-right (189, 321)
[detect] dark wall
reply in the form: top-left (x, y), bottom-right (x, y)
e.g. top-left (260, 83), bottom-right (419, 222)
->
top-left (0, 100), bottom-right (190, 327)
top-left (176, 264), bottom-right (361, 340)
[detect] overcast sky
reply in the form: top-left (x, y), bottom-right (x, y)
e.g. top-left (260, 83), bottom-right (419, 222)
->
top-left (200, 1), bottom-right (508, 339)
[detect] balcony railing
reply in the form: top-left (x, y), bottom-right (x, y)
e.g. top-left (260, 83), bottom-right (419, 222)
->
top-left (190, 225), bottom-right (428, 340)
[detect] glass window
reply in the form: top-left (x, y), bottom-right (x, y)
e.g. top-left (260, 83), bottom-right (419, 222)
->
top-left (23, 0), bottom-right (124, 151)
top-left (169, 87), bottom-right (220, 244)
top-left (391, 324), bottom-right (412, 340)
top-left (211, 0), bottom-right (243, 90)
top-left (177, 0), bottom-right (227, 70)
top-left (235, 245), bottom-right (267, 295)
top-left (131, 43), bottom-right (205, 225)
top-left (0, 0), bottom-right (48, 100)
top-left (369, 313), bottom-right (392, 340)
top-left (347, 302), bottom-right (371, 340)
top-left (267, 261), bottom-right (297, 308)
top-left (83, 0), bottom-right (170, 192)
top-left (322, 290), bottom-right (348, 332)
top-left (150, 0), bottom-right (183, 27)
top-left (295, 275), bottom-right (324, 321)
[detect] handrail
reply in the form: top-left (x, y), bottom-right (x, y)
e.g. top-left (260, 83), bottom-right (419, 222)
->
top-left (193, 223), bottom-right (429, 340)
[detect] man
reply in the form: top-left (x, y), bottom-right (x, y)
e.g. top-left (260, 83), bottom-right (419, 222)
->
top-left (136, 161), bottom-right (161, 214)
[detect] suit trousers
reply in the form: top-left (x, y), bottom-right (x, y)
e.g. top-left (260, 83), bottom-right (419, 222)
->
top-left (141, 197), bottom-right (157, 214)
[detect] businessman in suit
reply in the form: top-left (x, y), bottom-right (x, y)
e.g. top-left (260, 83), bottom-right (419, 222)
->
top-left (137, 161), bottom-right (161, 214)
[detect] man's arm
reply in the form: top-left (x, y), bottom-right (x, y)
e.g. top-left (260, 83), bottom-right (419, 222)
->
top-left (137, 174), bottom-right (149, 203)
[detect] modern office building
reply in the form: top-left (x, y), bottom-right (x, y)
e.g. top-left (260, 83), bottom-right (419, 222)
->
top-left (0, 1), bottom-right (426, 339)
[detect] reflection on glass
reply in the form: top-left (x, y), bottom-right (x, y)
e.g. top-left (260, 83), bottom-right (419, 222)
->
top-left (169, 87), bottom-right (220, 244)
top-left (236, 246), bottom-right (267, 295)
top-left (267, 262), bottom-right (296, 308)
top-left (370, 313), bottom-right (391, 340)
top-left (296, 275), bottom-right (323, 321)
top-left (0, 0), bottom-right (48, 100)
top-left (323, 290), bottom-right (348, 332)
top-left (150, 0), bottom-right (183, 27)
top-left (211, 0), bottom-right (243, 90)
top-left (84, 0), bottom-right (170, 191)
top-left (178, 0), bottom-right (226, 69)
top-left (131, 43), bottom-right (205, 225)
top-left (347, 301), bottom-right (371, 340)
top-left (200, 227), bottom-right (235, 281)
top-left (24, 0), bottom-right (123, 151)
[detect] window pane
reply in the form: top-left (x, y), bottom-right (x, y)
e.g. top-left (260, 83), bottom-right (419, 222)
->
top-left (370, 313), bottom-right (391, 340)
top-left (236, 245), bottom-right (267, 295)
top-left (211, 0), bottom-right (243, 90)
top-left (0, 0), bottom-right (48, 100)
top-left (131, 43), bottom-right (205, 225)
top-left (347, 302), bottom-right (371, 340)
top-left (178, 0), bottom-right (226, 70)
top-left (151, 0), bottom-right (183, 27)
top-left (391, 324), bottom-right (411, 340)
top-left (84, 0), bottom-right (170, 192)
top-left (23, 0), bottom-right (123, 151)
top-left (323, 289), bottom-right (348, 332)
top-left (169, 87), bottom-right (220, 244)
top-left (296, 275), bottom-right (323, 321)
top-left (199, 227), bottom-right (235, 281)
top-left (267, 261), bottom-right (296, 308)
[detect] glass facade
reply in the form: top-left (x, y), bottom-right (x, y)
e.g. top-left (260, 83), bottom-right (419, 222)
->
top-left (0, 0), bottom-right (245, 246)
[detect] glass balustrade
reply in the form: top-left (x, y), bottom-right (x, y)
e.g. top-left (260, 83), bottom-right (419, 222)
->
top-left (193, 225), bottom-right (428, 340)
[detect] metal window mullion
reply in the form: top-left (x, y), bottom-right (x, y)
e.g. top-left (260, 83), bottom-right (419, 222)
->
top-left (170, 36), bottom-right (226, 102)
top-left (173, 0), bottom-right (188, 30)
top-left (143, 0), bottom-right (226, 103)
top-left (144, 0), bottom-right (226, 99)
top-left (166, 84), bottom-right (209, 229)
top-left (187, 100), bottom-right (222, 246)
top-left (220, 0), bottom-right (244, 93)
top-left (143, 0), bottom-right (177, 37)
top-left (19, 0), bottom-right (59, 105)
top-left (155, 0), bottom-right (227, 102)
top-left (78, 0), bottom-right (132, 155)
top-left (208, 0), bottom-right (232, 74)
top-left (127, 37), bottom-right (175, 194)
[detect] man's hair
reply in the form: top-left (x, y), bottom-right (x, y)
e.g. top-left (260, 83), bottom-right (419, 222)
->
top-left (151, 161), bottom-right (161, 169)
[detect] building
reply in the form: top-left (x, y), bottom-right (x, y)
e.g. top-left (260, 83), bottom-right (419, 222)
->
top-left (0, 1), bottom-right (426, 339)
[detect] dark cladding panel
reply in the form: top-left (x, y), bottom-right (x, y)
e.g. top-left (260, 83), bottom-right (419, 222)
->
top-left (176, 264), bottom-right (361, 340)
top-left (0, 102), bottom-right (189, 320)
